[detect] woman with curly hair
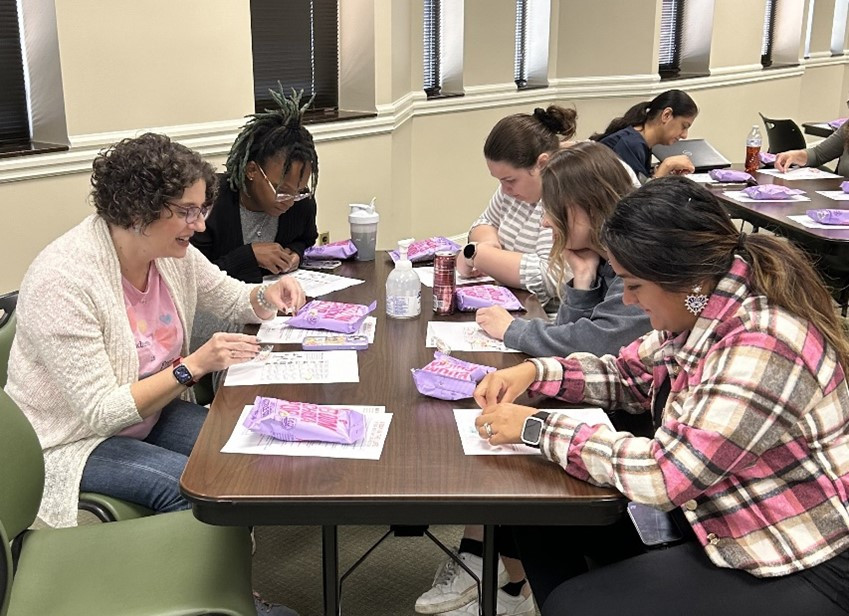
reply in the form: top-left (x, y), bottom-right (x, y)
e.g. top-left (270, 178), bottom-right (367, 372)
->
top-left (4, 133), bottom-right (305, 531)
top-left (191, 87), bottom-right (319, 280)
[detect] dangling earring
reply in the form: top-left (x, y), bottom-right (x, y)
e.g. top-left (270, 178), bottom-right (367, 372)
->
top-left (684, 285), bottom-right (708, 316)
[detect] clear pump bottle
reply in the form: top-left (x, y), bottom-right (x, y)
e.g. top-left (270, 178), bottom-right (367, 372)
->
top-left (386, 238), bottom-right (421, 319)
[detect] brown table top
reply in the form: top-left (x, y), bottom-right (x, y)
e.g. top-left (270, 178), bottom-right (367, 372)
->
top-left (181, 255), bottom-right (626, 527)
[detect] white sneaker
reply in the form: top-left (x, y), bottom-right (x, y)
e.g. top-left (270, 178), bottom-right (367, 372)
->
top-left (441, 589), bottom-right (536, 616)
top-left (414, 551), bottom-right (509, 614)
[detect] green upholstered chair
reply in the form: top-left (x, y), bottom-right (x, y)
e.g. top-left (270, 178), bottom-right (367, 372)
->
top-left (0, 311), bottom-right (15, 390)
top-left (0, 388), bottom-right (256, 616)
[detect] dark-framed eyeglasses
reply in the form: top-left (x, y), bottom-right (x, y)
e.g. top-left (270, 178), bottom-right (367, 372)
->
top-left (257, 165), bottom-right (313, 203)
top-left (165, 201), bottom-right (213, 224)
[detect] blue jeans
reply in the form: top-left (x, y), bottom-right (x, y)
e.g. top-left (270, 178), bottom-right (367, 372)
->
top-left (79, 399), bottom-right (207, 513)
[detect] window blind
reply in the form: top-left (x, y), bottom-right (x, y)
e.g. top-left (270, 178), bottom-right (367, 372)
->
top-left (250, 0), bottom-right (338, 114)
top-left (762, 0), bottom-right (777, 67)
top-left (658, 0), bottom-right (684, 77)
top-left (423, 0), bottom-right (441, 96)
top-left (0, 0), bottom-right (29, 145)
top-left (514, 0), bottom-right (528, 88)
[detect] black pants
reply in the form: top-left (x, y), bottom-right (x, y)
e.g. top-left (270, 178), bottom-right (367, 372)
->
top-left (515, 523), bottom-right (848, 616)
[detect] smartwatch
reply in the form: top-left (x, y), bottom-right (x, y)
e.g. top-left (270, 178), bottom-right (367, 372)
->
top-left (462, 242), bottom-right (478, 266)
top-left (520, 411), bottom-right (550, 448)
top-left (172, 357), bottom-right (196, 387)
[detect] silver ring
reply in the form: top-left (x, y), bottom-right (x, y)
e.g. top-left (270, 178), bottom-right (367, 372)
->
top-left (483, 422), bottom-right (493, 438)
top-left (230, 350), bottom-right (236, 359)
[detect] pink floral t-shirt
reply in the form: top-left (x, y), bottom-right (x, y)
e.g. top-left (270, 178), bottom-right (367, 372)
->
top-left (119, 263), bottom-right (184, 439)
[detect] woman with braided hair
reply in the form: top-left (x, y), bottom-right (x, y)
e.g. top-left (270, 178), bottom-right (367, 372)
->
top-left (192, 86), bottom-right (319, 281)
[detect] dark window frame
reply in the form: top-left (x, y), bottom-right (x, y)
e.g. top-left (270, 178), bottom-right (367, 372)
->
top-left (658, 0), bottom-right (685, 79)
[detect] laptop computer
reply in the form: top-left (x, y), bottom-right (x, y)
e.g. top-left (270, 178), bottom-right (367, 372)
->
top-left (652, 139), bottom-right (731, 172)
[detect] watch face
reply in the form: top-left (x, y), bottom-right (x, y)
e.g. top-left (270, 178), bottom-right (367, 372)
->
top-left (522, 416), bottom-right (544, 447)
top-left (463, 243), bottom-right (476, 260)
top-left (173, 364), bottom-right (194, 386)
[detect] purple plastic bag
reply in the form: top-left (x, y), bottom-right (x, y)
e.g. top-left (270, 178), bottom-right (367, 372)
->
top-left (454, 285), bottom-right (524, 312)
top-left (806, 209), bottom-right (849, 225)
top-left (759, 152), bottom-right (776, 165)
top-left (304, 239), bottom-right (358, 260)
top-left (828, 118), bottom-right (848, 130)
top-left (841, 180), bottom-right (849, 194)
top-left (709, 169), bottom-right (754, 183)
top-left (288, 300), bottom-right (377, 334)
top-left (742, 185), bottom-right (805, 200)
top-left (389, 237), bottom-right (461, 263)
top-left (411, 352), bottom-right (495, 400)
top-left (244, 396), bottom-right (365, 444)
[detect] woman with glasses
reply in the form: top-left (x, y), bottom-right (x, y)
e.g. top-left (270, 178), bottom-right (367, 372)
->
top-left (191, 86), bottom-right (319, 282)
top-left (5, 133), bottom-right (306, 532)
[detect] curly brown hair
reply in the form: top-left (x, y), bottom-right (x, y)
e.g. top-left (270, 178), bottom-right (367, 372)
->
top-left (90, 132), bottom-right (217, 230)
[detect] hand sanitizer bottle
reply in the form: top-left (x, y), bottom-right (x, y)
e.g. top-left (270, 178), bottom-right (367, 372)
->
top-left (386, 238), bottom-right (421, 319)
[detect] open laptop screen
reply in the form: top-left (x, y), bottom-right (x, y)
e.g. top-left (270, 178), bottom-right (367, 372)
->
top-left (652, 139), bottom-right (731, 172)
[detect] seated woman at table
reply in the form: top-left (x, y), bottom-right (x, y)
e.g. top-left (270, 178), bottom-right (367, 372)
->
top-left (456, 105), bottom-right (577, 309)
top-left (473, 176), bottom-right (849, 616)
top-left (191, 86), bottom-right (319, 282)
top-left (775, 116), bottom-right (849, 174)
top-left (476, 141), bottom-right (651, 356)
top-left (590, 89), bottom-right (698, 182)
top-left (4, 133), bottom-right (306, 531)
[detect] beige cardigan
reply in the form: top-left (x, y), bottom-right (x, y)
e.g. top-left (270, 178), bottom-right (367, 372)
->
top-left (5, 214), bottom-right (261, 527)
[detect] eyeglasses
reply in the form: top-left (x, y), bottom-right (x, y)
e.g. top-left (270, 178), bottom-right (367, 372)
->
top-left (257, 165), bottom-right (313, 203)
top-left (165, 201), bottom-right (213, 224)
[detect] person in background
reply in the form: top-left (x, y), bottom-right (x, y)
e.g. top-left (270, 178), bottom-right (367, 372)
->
top-left (473, 177), bottom-right (849, 616)
top-left (775, 108), bottom-right (849, 174)
top-left (590, 89), bottom-right (698, 182)
top-left (476, 141), bottom-right (650, 356)
top-left (456, 106), bottom-right (577, 310)
top-left (192, 86), bottom-right (319, 282)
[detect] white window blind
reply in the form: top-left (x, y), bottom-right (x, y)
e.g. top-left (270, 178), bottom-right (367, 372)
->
top-left (0, 0), bottom-right (29, 147)
top-left (515, 0), bottom-right (528, 87)
top-left (658, 0), bottom-right (684, 76)
top-left (423, 0), bottom-right (441, 96)
top-left (762, 0), bottom-right (777, 67)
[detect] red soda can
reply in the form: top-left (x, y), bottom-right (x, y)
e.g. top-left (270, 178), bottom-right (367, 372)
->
top-left (432, 250), bottom-right (457, 315)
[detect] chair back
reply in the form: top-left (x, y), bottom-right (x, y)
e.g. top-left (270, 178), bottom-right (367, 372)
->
top-left (0, 312), bottom-right (16, 390)
top-left (759, 113), bottom-right (807, 154)
top-left (0, 389), bottom-right (44, 541)
top-left (0, 520), bottom-right (10, 616)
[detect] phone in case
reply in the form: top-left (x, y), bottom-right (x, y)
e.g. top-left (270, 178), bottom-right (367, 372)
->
top-left (626, 502), bottom-right (684, 547)
top-left (301, 260), bottom-right (342, 271)
top-left (301, 334), bottom-right (369, 351)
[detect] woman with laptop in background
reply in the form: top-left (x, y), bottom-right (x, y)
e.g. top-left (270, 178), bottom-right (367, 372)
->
top-left (591, 89), bottom-right (699, 182)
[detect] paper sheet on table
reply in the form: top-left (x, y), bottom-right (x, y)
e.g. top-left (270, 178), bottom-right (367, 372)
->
top-left (265, 269), bottom-right (364, 297)
top-left (453, 407), bottom-right (613, 456)
top-left (223, 351), bottom-right (359, 385)
top-left (816, 190), bottom-right (849, 201)
top-left (426, 321), bottom-right (520, 353)
top-left (257, 316), bottom-right (376, 344)
top-left (758, 168), bottom-right (842, 180)
top-left (787, 214), bottom-right (849, 230)
top-left (414, 266), bottom-right (496, 288)
top-left (222, 404), bottom-right (391, 459)
top-left (723, 190), bottom-right (810, 203)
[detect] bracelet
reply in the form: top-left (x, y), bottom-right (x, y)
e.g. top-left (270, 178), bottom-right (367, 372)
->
top-left (256, 283), bottom-right (277, 313)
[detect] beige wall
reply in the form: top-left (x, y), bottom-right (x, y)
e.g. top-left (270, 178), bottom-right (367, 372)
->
top-left (2, 0), bottom-right (849, 293)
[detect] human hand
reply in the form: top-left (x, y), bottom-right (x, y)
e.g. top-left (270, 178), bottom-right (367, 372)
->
top-left (775, 150), bottom-right (808, 173)
top-left (656, 154), bottom-right (695, 177)
top-left (267, 276), bottom-right (306, 314)
top-left (475, 306), bottom-right (514, 340)
top-left (187, 332), bottom-right (261, 375)
top-left (473, 362), bottom-right (537, 408)
top-left (564, 248), bottom-right (600, 289)
top-left (279, 248), bottom-right (300, 273)
top-left (252, 242), bottom-right (290, 274)
top-left (475, 403), bottom-right (538, 446)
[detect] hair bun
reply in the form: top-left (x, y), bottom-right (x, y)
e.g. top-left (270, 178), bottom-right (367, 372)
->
top-left (533, 107), bottom-right (560, 134)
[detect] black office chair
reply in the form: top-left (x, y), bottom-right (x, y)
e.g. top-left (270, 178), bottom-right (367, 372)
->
top-left (759, 113), bottom-right (807, 154)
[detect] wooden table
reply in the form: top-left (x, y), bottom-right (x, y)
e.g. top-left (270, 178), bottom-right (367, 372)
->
top-left (710, 170), bottom-right (849, 312)
top-left (181, 256), bottom-right (626, 616)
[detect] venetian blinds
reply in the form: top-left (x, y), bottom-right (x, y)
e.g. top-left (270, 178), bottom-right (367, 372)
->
top-left (658, 0), bottom-right (685, 77)
top-left (423, 0), bottom-right (441, 96)
top-left (0, 0), bottom-right (29, 145)
top-left (515, 0), bottom-right (528, 88)
top-left (762, 0), bottom-right (778, 67)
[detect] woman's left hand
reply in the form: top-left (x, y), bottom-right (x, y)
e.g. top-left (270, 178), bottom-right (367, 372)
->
top-left (267, 277), bottom-right (306, 313)
top-left (280, 249), bottom-right (301, 273)
top-left (475, 403), bottom-right (538, 446)
top-left (564, 248), bottom-right (600, 290)
top-left (476, 306), bottom-right (514, 340)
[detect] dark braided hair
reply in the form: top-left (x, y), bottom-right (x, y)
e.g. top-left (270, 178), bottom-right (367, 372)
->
top-left (225, 85), bottom-right (319, 194)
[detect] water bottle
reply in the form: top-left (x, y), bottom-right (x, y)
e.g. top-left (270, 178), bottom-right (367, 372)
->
top-left (386, 238), bottom-right (421, 319)
top-left (745, 125), bottom-right (762, 175)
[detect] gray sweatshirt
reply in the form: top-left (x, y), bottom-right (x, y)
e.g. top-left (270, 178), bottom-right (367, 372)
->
top-left (805, 121), bottom-right (848, 174)
top-left (503, 260), bottom-right (651, 357)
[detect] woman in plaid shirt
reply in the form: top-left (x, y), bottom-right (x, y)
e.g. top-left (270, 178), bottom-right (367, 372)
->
top-left (474, 177), bottom-right (849, 615)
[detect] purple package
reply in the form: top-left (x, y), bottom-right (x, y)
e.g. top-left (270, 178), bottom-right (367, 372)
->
top-left (244, 397), bottom-right (365, 444)
top-left (806, 209), bottom-right (849, 225)
top-left (709, 169), bottom-right (754, 183)
top-left (288, 300), bottom-right (377, 334)
top-left (759, 152), bottom-right (776, 165)
top-left (411, 352), bottom-right (495, 400)
top-left (742, 185), bottom-right (805, 200)
top-left (828, 118), bottom-right (848, 130)
top-left (841, 180), bottom-right (849, 194)
top-left (389, 237), bottom-right (461, 263)
top-left (304, 239), bottom-right (358, 260)
top-left (454, 285), bottom-right (524, 312)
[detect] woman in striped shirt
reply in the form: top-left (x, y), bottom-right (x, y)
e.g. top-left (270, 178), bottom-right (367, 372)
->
top-left (474, 177), bottom-right (849, 615)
